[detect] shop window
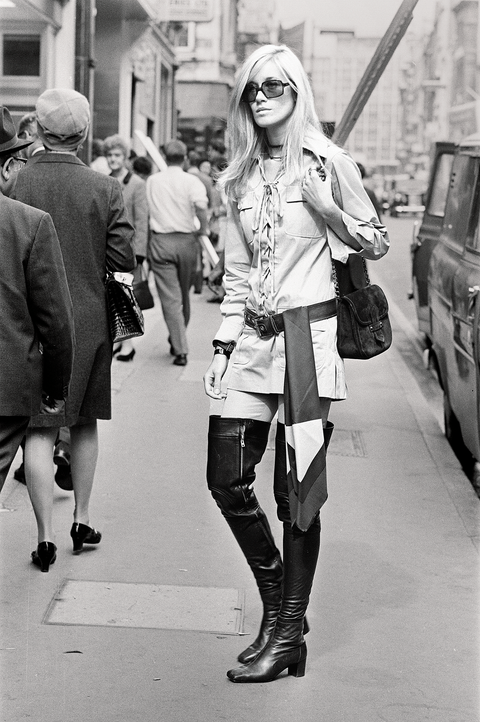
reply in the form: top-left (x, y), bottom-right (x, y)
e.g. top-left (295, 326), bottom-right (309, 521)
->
top-left (3, 35), bottom-right (40, 76)
top-left (172, 23), bottom-right (195, 51)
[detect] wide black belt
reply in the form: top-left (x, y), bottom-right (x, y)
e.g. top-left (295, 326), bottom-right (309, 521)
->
top-left (244, 299), bottom-right (337, 338)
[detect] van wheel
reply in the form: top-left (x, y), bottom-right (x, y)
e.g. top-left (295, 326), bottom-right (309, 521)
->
top-left (443, 391), bottom-right (463, 448)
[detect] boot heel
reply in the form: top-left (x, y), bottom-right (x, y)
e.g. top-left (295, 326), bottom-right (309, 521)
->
top-left (288, 656), bottom-right (306, 678)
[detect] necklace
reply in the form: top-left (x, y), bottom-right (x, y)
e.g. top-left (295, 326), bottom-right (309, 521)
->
top-left (265, 143), bottom-right (284, 161)
top-left (264, 151), bottom-right (283, 161)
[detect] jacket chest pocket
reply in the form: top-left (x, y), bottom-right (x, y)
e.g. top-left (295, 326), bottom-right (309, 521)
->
top-left (283, 186), bottom-right (324, 239)
top-left (237, 192), bottom-right (255, 246)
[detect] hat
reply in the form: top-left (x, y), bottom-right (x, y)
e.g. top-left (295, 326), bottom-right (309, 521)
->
top-left (0, 106), bottom-right (33, 154)
top-left (36, 88), bottom-right (90, 150)
top-left (164, 139), bottom-right (187, 159)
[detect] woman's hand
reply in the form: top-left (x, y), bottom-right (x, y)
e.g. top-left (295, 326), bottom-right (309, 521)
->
top-left (203, 354), bottom-right (229, 399)
top-left (302, 166), bottom-right (337, 218)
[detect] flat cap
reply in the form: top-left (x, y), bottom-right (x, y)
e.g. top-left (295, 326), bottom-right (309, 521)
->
top-left (36, 88), bottom-right (90, 137)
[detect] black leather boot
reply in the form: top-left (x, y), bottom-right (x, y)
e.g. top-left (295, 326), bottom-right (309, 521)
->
top-left (227, 519), bottom-right (319, 682)
top-left (207, 416), bottom-right (283, 665)
top-left (227, 422), bottom-right (334, 683)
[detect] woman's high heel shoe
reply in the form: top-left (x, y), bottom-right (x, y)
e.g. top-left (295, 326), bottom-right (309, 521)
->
top-left (116, 348), bottom-right (135, 362)
top-left (31, 542), bottom-right (57, 572)
top-left (70, 523), bottom-right (102, 555)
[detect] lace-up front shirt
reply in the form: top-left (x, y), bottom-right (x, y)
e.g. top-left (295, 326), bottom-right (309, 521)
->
top-left (215, 136), bottom-right (389, 397)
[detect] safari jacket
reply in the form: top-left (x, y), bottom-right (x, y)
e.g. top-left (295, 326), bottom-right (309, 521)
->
top-left (215, 132), bottom-right (390, 397)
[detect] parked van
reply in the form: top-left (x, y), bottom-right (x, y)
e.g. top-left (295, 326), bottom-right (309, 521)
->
top-left (411, 135), bottom-right (480, 485)
top-left (411, 141), bottom-right (455, 335)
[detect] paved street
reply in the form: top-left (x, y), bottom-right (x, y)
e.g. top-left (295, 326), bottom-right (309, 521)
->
top-left (1, 226), bottom-right (479, 722)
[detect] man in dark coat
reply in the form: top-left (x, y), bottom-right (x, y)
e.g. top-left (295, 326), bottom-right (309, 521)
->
top-left (0, 106), bottom-right (74, 492)
top-left (12, 89), bottom-right (135, 565)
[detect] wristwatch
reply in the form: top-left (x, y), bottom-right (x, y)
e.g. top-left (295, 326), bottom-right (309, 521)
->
top-left (212, 339), bottom-right (236, 358)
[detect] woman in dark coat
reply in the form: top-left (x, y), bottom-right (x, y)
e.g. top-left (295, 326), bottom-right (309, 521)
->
top-left (13, 89), bottom-right (135, 571)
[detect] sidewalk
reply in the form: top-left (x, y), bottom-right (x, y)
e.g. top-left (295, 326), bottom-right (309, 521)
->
top-left (1, 292), bottom-right (479, 722)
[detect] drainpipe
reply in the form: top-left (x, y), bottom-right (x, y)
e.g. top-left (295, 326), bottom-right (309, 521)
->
top-left (75, 0), bottom-right (96, 162)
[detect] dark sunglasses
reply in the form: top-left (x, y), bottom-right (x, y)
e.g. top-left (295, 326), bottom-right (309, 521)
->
top-left (241, 79), bottom-right (290, 104)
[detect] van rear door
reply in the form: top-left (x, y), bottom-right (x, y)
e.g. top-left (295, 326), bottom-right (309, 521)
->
top-left (411, 142), bottom-right (455, 336)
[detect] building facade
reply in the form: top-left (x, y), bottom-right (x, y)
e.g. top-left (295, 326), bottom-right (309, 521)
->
top-left (0, 0), bottom-right (177, 159)
top-left (282, 23), bottom-right (402, 174)
top-left (93, 0), bottom-right (176, 153)
top-left (0, 0), bottom-right (76, 128)
top-left (396, 0), bottom-right (480, 175)
top-left (237, 0), bottom-right (278, 62)
top-left (170, 0), bottom-right (237, 152)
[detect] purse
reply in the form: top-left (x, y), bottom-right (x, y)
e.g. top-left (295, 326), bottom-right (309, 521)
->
top-left (319, 149), bottom-right (392, 360)
top-left (333, 258), bottom-right (392, 359)
top-left (132, 263), bottom-right (154, 311)
top-left (105, 270), bottom-right (145, 343)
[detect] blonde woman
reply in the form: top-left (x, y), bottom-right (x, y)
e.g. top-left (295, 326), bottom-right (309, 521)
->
top-left (203, 45), bottom-right (389, 683)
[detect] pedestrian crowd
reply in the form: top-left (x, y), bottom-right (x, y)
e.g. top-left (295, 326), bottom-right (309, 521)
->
top-left (0, 43), bottom-right (388, 684)
top-left (0, 87), bottom-right (225, 566)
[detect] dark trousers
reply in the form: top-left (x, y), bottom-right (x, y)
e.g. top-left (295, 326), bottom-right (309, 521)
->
top-left (148, 232), bottom-right (198, 356)
top-left (0, 416), bottom-right (30, 493)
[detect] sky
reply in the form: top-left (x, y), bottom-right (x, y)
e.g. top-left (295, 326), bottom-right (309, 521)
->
top-left (276, 0), bottom-right (438, 37)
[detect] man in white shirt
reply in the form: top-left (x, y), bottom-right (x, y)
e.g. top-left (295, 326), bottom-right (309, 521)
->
top-left (146, 140), bottom-right (209, 366)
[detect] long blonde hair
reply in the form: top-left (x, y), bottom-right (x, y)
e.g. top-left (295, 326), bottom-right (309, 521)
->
top-left (220, 45), bottom-right (324, 199)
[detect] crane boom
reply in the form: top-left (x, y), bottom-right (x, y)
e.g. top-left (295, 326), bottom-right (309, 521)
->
top-left (332, 0), bottom-right (420, 146)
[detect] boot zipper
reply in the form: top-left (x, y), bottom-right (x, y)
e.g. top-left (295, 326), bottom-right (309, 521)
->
top-left (240, 421), bottom-right (246, 477)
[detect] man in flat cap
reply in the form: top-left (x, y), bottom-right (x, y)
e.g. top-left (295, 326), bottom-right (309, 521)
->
top-left (146, 139), bottom-right (209, 366)
top-left (13, 89), bottom-right (135, 558)
top-left (0, 105), bottom-right (74, 493)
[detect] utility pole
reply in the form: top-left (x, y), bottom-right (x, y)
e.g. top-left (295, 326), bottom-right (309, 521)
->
top-left (332, 0), bottom-right (420, 146)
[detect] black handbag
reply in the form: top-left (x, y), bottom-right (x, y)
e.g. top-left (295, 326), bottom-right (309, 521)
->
top-left (132, 263), bottom-right (154, 311)
top-left (333, 258), bottom-right (392, 359)
top-left (105, 270), bottom-right (145, 343)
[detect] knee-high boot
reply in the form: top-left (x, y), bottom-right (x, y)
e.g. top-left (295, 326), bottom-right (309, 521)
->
top-left (227, 421), bottom-right (334, 683)
top-left (207, 416), bottom-right (283, 665)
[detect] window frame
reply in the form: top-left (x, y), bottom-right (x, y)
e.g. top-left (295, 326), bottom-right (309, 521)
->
top-left (2, 33), bottom-right (41, 77)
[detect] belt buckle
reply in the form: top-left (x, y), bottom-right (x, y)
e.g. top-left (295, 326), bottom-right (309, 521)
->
top-left (253, 314), bottom-right (271, 338)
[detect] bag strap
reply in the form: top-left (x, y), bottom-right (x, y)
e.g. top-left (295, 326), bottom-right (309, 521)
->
top-left (320, 143), bottom-right (371, 297)
top-left (331, 256), bottom-right (370, 298)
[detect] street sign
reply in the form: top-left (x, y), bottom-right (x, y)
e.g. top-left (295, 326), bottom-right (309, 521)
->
top-left (150, 0), bottom-right (214, 22)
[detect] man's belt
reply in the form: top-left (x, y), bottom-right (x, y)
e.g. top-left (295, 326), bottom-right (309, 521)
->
top-left (244, 299), bottom-right (337, 338)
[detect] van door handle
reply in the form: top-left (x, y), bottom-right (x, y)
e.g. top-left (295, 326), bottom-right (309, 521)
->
top-left (468, 286), bottom-right (480, 319)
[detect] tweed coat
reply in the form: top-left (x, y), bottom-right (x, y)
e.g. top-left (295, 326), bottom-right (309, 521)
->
top-left (0, 192), bottom-right (74, 415)
top-left (13, 153), bottom-right (135, 426)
